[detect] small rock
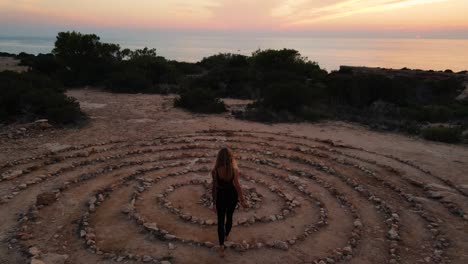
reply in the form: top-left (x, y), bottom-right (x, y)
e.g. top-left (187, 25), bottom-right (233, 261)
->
top-left (88, 196), bottom-right (97, 205)
top-left (121, 204), bottom-right (134, 214)
top-left (238, 218), bottom-right (247, 225)
top-left (427, 191), bottom-right (443, 199)
top-left (164, 234), bottom-right (176, 240)
top-left (204, 241), bottom-right (214, 248)
top-left (343, 246), bottom-right (353, 255)
top-left (142, 255), bottom-right (153, 262)
top-left (2, 170), bottom-right (23, 180)
top-left (143, 223), bottom-right (159, 232)
top-left (41, 253), bottom-right (69, 264)
top-left (31, 260), bottom-right (46, 264)
top-left (273, 240), bottom-right (289, 250)
top-left (353, 219), bottom-right (363, 228)
top-left (35, 119), bottom-right (52, 129)
top-left (224, 241), bottom-right (234, 248)
top-left (29, 246), bottom-right (41, 256)
top-left (168, 243), bottom-right (176, 250)
top-left (388, 227), bottom-right (400, 240)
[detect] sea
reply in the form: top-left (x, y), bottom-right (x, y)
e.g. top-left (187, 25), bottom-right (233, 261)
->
top-left (1, 33), bottom-right (467, 72)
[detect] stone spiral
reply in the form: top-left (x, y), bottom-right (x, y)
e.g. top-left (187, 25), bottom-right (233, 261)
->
top-left (0, 130), bottom-right (466, 264)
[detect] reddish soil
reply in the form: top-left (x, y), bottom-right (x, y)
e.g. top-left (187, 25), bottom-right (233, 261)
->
top-left (0, 88), bottom-right (467, 264)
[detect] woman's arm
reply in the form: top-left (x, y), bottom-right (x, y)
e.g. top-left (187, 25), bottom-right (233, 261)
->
top-left (233, 169), bottom-right (247, 207)
top-left (212, 170), bottom-right (218, 206)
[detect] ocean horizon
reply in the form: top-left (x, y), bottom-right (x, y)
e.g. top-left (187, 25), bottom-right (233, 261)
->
top-left (1, 33), bottom-right (467, 72)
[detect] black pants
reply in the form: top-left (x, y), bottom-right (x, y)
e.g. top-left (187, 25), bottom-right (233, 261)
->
top-left (216, 191), bottom-right (238, 246)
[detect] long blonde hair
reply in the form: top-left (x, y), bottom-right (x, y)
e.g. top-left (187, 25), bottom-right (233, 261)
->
top-left (213, 147), bottom-right (238, 181)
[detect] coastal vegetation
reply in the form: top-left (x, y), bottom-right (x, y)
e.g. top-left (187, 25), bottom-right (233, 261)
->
top-left (1, 31), bottom-right (467, 143)
top-left (0, 71), bottom-right (84, 124)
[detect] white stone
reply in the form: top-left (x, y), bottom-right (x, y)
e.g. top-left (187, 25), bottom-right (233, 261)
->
top-left (388, 227), bottom-right (399, 240)
top-left (164, 234), bottom-right (176, 240)
top-left (143, 223), bottom-right (159, 232)
top-left (273, 240), bottom-right (289, 250)
top-left (353, 219), bottom-right (363, 228)
top-left (343, 246), bottom-right (353, 255)
top-left (29, 246), bottom-right (41, 256)
top-left (142, 255), bottom-right (153, 262)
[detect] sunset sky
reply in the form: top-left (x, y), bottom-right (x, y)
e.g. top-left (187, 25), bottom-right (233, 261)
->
top-left (0, 0), bottom-right (467, 37)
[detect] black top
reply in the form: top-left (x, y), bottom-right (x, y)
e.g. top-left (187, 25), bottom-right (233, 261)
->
top-left (212, 169), bottom-right (237, 204)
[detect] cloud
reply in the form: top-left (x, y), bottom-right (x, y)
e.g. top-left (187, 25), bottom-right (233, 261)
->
top-left (272, 0), bottom-right (449, 27)
top-left (0, 0), bottom-right (460, 31)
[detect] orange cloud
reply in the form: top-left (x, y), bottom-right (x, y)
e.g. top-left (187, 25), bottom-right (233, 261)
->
top-left (0, 0), bottom-right (466, 32)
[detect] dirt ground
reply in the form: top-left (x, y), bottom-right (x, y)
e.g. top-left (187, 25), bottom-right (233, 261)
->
top-left (0, 87), bottom-right (467, 264)
top-left (0, 57), bottom-right (28, 73)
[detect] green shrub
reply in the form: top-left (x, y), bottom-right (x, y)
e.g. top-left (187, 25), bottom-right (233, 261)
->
top-left (200, 53), bottom-right (248, 70)
top-left (174, 87), bottom-right (227, 113)
top-left (260, 82), bottom-right (316, 112)
top-left (0, 71), bottom-right (84, 124)
top-left (104, 70), bottom-right (153, 93)
top-left (20, 53), bottom-right (64, 77)
top-left (420, 126), bottom-right (461, 143)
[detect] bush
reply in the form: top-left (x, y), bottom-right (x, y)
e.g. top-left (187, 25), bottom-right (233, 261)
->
top-left (200, 53), bottom-right (248, 70)
top-left (20, 53), bottom-right (64, 77)
top-left (0, 71), bottom-right (84, 124)
top-left (0, 52), bottom-right (16, 57)
top-left (260, 82), bottom-right (316, 112)
top-left (420, 126), bottom-right (461, 143)
top-left (104, 70), bottom-right (153, 93)
top-left (174, 87), bottom-right (227, 113)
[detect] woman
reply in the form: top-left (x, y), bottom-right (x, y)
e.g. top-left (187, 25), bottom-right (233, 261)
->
top-left (212, 147), bottom-right (248, 257)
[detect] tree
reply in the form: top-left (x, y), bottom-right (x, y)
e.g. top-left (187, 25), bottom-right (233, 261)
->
top-left (52, 31), bottom-right (122, 85)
